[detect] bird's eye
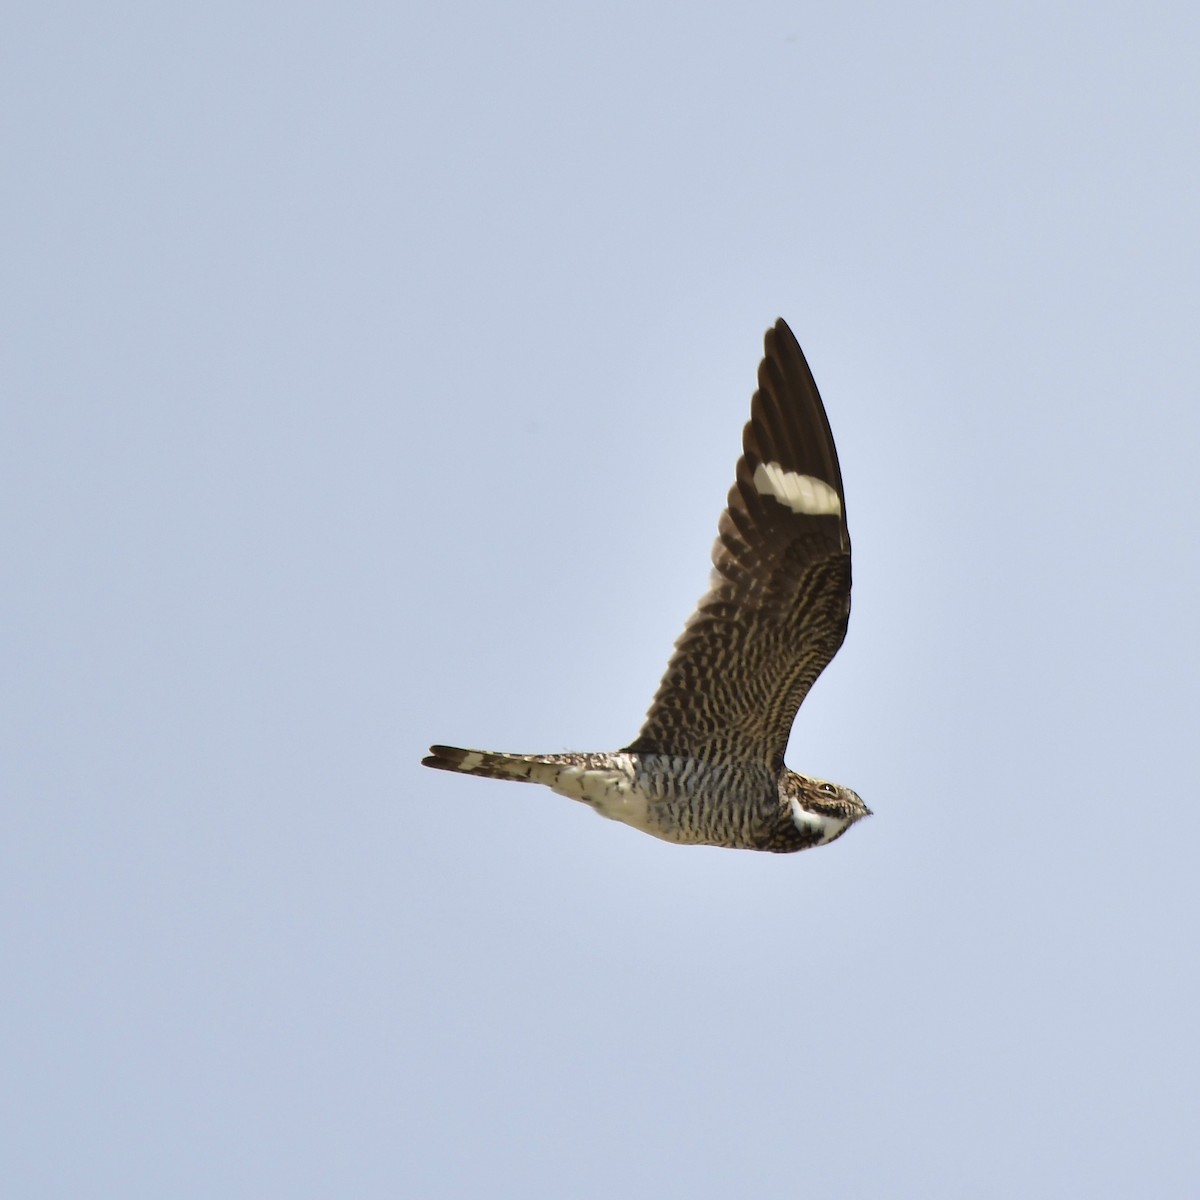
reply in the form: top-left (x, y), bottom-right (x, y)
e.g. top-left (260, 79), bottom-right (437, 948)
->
top-left (820, 783), bottom-right (837, 796)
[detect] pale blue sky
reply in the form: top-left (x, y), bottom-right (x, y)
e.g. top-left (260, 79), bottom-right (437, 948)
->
top-left (4, 2), bottom-right (1199, 1196)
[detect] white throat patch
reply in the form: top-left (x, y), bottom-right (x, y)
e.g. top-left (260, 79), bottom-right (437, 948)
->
top-left (788, 796), bottom-right (851, 844)
top-left (753, 462), bottom-right (841, 517)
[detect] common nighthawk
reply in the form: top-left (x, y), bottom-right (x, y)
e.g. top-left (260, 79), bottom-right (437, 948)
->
top-left (422, 318), bottom-right (869, 853)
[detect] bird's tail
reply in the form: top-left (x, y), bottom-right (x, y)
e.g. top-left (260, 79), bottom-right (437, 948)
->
top-left (421, 744), bottom-right (555, 784)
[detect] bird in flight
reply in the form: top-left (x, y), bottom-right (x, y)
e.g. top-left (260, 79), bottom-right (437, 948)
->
top-left (423, 318), bottom-right (869, 853)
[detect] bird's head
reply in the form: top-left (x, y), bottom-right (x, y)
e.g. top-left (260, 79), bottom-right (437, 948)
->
top-left (784, 772), bottom-right (871, 845)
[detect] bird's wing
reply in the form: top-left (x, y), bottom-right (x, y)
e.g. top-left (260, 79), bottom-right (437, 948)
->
top-left (624, 319), bottom-right (852, 767)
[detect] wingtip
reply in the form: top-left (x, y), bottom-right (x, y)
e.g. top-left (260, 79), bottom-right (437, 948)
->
top-left (768, 316), bottom-right (799, 352)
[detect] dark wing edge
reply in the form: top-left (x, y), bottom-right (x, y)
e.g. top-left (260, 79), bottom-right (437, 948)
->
top-left (624, 318), bottom-right (852, 765)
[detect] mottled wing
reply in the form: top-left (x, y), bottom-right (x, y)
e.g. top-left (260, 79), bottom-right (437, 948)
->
top-left (624, 319), bottom-right (851, 766)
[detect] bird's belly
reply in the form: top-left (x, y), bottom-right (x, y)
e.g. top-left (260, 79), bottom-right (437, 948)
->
top-left (547, 763), bottom-right (766, 847)
top-left (548, 768), bottom-right (656, 833)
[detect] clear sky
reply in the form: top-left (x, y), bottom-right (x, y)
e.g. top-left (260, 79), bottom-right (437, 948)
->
top-left (4, 2), bottom-right (1199, 1196)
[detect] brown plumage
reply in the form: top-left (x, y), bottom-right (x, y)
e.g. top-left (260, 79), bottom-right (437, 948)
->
top-left (422, 319), bottom-right (869, 853)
